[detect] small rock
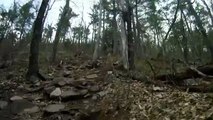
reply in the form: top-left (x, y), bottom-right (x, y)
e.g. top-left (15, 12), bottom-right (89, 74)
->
top-left (82, 82), bottom-right (88, 86)
top-left (39, 102), bottom-right (46, 107)
top-left (61, 90), bottom-right (79, 99)
top-left (50, 88), bottom-right (62, 98)
top-left (24, 106), bottom-right (39, 113)
top-left (64, 78), bottom-right (74, 85)
top-left (156, 93), bottom-right (163, 98)
top-left (44, 86), bottom-right (56, 95)
top-left (10, 96), bottom-right (23, 101)
top-left (18, 85), bottom-right (24, 89)
top-left (63, 70), bottom-right (72, 77)
top-left (54, 78), bottom-right (73, 86)
top-left (83, 100), bottom-right (90, 104)
top-left (61, 89), bottom-right (88, 100)
top-left (35, 82), bottom-right (41, 86)
top-left (97, 91), bottom-right (108, 97)
top-left (58, 81), bottom-right (66, 86)
top-left (53, 77), bottom-right (64, 83)
top-left (0, 101), bottom-right (8, 109)
top-left (79, 65), bottom-right (86, 69)
top-left (44, 104), bottom-right (65, 113)
top-left (153, 86), bottom-right (164, 91)
top-left (89, 86), bottom-right (100, 92)
top-left (107, 71), bottom-right (113, 74)
top-left (10, 99), bottom-right (36, 114)
top-left (86, 74), bottom-right (98, 79)
top-left (92, 95), bottom-right (98, 100)
top-left (81, 89), bottom-right (89, 95)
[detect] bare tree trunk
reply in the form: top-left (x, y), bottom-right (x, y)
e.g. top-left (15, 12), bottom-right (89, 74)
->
top-left (117, 0), bottom-right (129, 70)
top-left (91, 24), bottom-right (95, 43)
top-left (117, 13), bottom-right (129, 70)
top-left (187, 0), bottom-right (213, 62)
top-left (26, 0), bottom-right (49, 81)
top-left (93, 0), bottom-right (103, 61)
top-left (133, 0), bottom-right (143, 57)
top-left (180, 10), bottom-right (188, 63)
top-left (126, 1), bottom-right (135, 69)
top-left (102, 9), bottom-right (106, 34)
top-left (51, 0), bottom-right (70, 62)
top-left (132, 11), bottom-right (137, 52)
top-left (135, 0), bottom-right (144, 58)
top-left (112, 0), bottom-right (118, 55)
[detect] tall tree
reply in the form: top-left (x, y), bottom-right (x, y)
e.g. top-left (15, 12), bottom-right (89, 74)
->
top-left (186, 0), bottom-right (213, 61)
top-left (26, 0), bottom-right (49, 81)
top-left (117, 0), bottom-right (135, 70)
top-left (51, 0), bottom-right (71, 62)
top-left (180, 7), bottom-right (188, 63)
top-left (134, 0), bottom-right (144, 58)
top-left (125, 0), bottom-right (135, 69)
top-left (93, 0), bottom-right (103, 61)
top-left (117, 0), bottom-right (129, 69)
top-left (112, 0), bottom-right (119, 54)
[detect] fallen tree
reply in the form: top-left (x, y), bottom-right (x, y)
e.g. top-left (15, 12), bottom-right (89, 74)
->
top-left (156, 65), bottom-right (213, 81)
top-left (178, 83), bottom-right (213, 93)
top-left (155, 65), bottom-right (213, 92)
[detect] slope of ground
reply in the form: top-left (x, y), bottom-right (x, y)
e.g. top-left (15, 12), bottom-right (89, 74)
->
top-left (0, 56), bottom-right (213, 120)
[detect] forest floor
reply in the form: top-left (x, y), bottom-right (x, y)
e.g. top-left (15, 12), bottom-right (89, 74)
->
top-left (0, 55), bottom-right (213, 120)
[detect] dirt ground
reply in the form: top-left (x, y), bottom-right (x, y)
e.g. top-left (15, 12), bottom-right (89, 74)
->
top-left (0, 56), bottom-right (213, 120)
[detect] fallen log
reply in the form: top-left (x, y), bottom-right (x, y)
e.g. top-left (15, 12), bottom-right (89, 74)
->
top-left (178, 84), bottom-right (213, 93)
top-left (155, 65), bottom-right (213, 85)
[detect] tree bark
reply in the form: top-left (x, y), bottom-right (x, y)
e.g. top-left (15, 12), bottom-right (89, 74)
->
top-left (93, 0), bottom-right (103, 61)
top-left (117, 0), bottom-right (129, 70)
top-left (26, 0), bottom-right (49, 81)
top-left (51, 0), bottom-right (70, 62)
top-left (116, 0), bottom-right (135, 70)
top-left (118, 13), bottom-right (129, 70)
top-left (180, 9), bottom-right (188, 63)
top-left (126, 2), bottom-right (135, 69)
top-left (112, 0), bottom-right (119, 55)
top-left (135, 0), bottom-right (144, 58)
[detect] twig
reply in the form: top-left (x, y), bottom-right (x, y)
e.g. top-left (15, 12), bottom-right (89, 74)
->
top-left (145, 60), bottom-right (156, 77)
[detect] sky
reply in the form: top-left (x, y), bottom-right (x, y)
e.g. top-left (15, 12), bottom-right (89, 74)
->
top-left (0, 0), bottom-right (99, 27)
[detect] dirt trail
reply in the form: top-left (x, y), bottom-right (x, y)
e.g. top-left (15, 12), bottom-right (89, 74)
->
top-left (0, 57), bottom-right (115, 120)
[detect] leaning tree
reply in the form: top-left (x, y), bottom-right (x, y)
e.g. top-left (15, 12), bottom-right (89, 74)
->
top-left (26, 0), bottom-right (50, 81)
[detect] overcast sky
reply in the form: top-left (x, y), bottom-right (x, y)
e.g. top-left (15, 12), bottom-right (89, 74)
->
top-left (0, 0), bottom-right (99, 27)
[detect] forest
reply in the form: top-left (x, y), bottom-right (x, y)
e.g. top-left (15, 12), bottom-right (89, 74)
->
top-left (1, 0), bottom-right (213, 119)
